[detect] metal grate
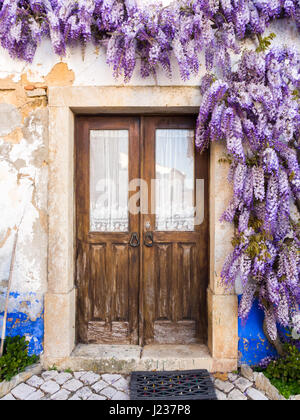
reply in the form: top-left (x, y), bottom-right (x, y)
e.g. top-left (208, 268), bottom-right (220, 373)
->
top-left (130, 370), bottom-right (217, 400)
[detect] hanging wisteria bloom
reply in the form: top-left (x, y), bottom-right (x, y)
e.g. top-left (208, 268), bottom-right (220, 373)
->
top-left (0, 0), bottom-right (299, 72)
top-left (198, 47), bottom-right (300, 340)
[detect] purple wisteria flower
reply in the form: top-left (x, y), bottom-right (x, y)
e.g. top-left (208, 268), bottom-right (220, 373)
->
top-left (197, 45), bottom-right (300, 338)
top-left (0, 0), bottom-right (299, 73)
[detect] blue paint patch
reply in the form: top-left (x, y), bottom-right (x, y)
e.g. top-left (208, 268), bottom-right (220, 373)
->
top-left (0, 292), bottom-right (44, 356)
top-left (0, 311), bottom-right (44, 356)
top-left (238, 297), bottom-right (278, 366)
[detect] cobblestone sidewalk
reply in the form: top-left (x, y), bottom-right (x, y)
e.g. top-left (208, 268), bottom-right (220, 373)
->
top-left (1, 371), bottom-right (130, 401)
top-left (211, 368), bottom-right (269, 400)
top-left (0, 368), bottom-right (269, 401)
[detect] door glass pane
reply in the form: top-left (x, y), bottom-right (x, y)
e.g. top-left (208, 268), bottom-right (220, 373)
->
top-left (90, 130), bottom-right (129, 232)
top-left (155, 129), bottom-right (195, 231)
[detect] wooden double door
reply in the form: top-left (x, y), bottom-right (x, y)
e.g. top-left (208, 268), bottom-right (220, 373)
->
top-left (76, 116), bottom-right (209, 346)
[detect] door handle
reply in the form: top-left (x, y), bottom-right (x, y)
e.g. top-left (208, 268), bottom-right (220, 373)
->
top-left (144, 231), bottom-right (154, 247)
top-left (129, 232), bottom-right (140, 247)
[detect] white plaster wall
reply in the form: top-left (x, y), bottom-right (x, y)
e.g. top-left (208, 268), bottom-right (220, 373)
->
top-left (0, 39), bottom-right (206, 87)
top-left (0, 108), bottom-right (48, 320)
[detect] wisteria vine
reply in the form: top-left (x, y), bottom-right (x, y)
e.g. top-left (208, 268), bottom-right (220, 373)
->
top-left (0, 0), bottom-right (299, 342)
top-left (197, 49), bottom-right (300, 341)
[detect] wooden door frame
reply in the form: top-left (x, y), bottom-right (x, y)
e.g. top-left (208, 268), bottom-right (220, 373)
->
top-left (45, 86), bottom-right (238, 373)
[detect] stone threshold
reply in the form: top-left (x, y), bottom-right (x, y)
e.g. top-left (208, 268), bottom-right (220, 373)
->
top-left (43, 344), bottom-right (220, 373)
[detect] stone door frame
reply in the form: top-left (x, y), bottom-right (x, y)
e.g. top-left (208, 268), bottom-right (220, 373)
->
top-left (44, 86), bottom-right (238, 372)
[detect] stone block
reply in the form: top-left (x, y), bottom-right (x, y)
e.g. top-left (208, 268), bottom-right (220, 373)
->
top-left (92, 380), bottom-right (108, 393)
top-left (255, 372), bottom-right (285, 401)
top-left (1, 393), bottom-right (16, 400)
top-left (214, 379), bottom-right (234, 394)
top-left (63, 379), bottom-right (83, 392)
top-left (40, 380), bottom-right (60, 395)
top-left (247, 387), bottom-right (268, 401)
top-left (228, 373), bottom-right (239, 382)
top-left (26, 375), bottom-right (44, 388)
top-left (234, 377), bottom-right (253, 393)
top-left (102, 374), bottom-right (123, 385)
top-left (51, 389), bottom-right (71, 400)
top-left (87, 394), bottom-right (106, 400)
top-left (55, 372), bottom-right (73, 385)
top-left (208, 289), bottom-right (238, 360)
top-left (209, 142), bottom-right (234, 295)
top-left (228, 389), bottom-right (247, 400)
top-left (73, 371), bottom-right (87, 379)
top-left (114, 377), bottom-right (129, 392)
top-left (26, 88), bottom-right (47, 97)
top-left (73, 386), bottom-right (93, 400)
top-left (44, 289), bottom-right (76, 359)
top-left (215, 390), bottom-right (227, 400)
top-left (101, 386), bottom-right (118, 399)
top-left (25, 390), bottom-right (44, 400)
top-left (11, 383), bottom-right (36, 400)
top-left (42, 371), bottom-right (59, 381)
top-left (111, 391), bottom-right (129, 400)
top-left (241, 365), bottom-right (254, 382)
top-left (80, 372), bottom-right (100, 385)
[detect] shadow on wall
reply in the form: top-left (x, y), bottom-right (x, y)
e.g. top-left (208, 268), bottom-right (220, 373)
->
top-left (238, 297), bottom-right (278, 366)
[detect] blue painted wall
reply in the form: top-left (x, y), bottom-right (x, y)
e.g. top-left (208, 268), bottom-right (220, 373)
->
top-left (238, 297), bottom-right (277, 366)
top-left (0, 312), bottom-right (44, 356)
top-left (0, 292), bottom-right (44, 356)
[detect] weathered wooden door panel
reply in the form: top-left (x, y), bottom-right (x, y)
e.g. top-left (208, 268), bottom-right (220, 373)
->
top-left (75, 116), bottom-right (140, 345)
top-left (76, 115), bottom-right (209, 346)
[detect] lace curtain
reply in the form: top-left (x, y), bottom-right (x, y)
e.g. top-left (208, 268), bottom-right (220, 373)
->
top-left (155, 129), bottom-right (195, 231)
top-left (90, 130), bottom-right (129, 232)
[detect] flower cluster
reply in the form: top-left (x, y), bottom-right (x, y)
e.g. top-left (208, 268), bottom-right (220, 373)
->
top-left (1, 1), bottom-right (300, 77)
top-left (197, 47), bottom-right (300, 340)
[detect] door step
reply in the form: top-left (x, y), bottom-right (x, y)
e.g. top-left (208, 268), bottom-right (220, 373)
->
top-left (44, 344), bottom-right (213, 374)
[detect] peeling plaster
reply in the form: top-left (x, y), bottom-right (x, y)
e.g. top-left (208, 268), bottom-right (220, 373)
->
top-left (0, 100), bottom-right (48, 355)
top-left (0, 291), bottom-right (43, 320)
top-left (45, 62), bottom-right (75, 87)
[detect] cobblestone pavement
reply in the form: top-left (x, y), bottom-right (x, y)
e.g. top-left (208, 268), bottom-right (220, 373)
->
top-left (1, 367), bottom-right (269, 400)
top-left (1, 371), bottom-right (130, 400)
top-left (210, 367), bottom-right (269, 400)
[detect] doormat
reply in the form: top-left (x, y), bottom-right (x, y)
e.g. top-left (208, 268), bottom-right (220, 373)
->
top-left (130, 370), bottom-right (217, 400)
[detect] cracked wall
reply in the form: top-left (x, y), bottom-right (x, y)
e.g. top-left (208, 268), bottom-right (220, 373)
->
top-left (0, 80), bottom-right (48, 354)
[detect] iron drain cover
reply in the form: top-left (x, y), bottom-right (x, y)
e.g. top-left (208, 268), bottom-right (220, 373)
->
top-left (130, 370), bottom-right (217, 400)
